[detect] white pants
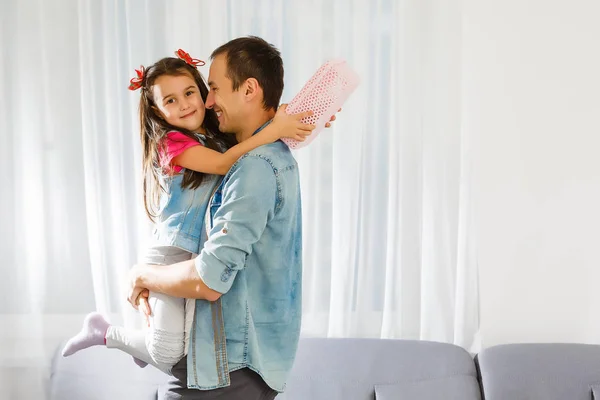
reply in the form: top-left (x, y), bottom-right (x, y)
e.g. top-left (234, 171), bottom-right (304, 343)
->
top-left (105, 245), bottom-right (195, 375)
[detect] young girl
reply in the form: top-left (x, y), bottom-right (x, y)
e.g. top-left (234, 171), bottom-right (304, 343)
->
top-left (61, 49), bottom-right (315, 374)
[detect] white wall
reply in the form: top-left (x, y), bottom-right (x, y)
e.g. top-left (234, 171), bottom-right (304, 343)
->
top-left (466, 0), bottom-right (600, 347)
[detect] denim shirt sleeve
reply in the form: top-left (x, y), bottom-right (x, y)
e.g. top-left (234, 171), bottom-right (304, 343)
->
top-left (195, 155), bottom-right (277, 294)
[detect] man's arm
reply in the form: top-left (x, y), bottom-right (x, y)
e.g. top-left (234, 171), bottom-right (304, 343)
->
top-left (128, 155), bottom-right (277, 305)
top-left (195, 155), bottom-right (277, 294)
top-left (128, 260), bottom-right (221, 305)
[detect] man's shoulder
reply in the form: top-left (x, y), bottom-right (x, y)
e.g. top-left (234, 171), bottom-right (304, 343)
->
top-left (243, 141), bottom-right (297, 171)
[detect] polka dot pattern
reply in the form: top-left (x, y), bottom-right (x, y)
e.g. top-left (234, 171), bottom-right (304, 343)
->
top-left (282, 60), bottom-right (360, 150)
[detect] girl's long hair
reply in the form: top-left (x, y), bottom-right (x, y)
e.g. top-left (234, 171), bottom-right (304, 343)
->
top-left (137, 57), bottom-right (236, 221)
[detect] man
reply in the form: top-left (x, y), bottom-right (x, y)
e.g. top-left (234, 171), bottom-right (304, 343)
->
top-left (128, 36), bottom-right (306, 399)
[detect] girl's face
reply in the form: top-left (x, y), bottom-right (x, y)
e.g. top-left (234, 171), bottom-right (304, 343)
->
top-left (152, 73), bottom-right (206, 133)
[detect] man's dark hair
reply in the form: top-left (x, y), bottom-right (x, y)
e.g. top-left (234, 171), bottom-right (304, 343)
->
top-left (211, 36), bottom-right (284, 111)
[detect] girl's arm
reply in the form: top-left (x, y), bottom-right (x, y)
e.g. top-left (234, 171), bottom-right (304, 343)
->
top-left (172, 104), bottom-right (315, 175)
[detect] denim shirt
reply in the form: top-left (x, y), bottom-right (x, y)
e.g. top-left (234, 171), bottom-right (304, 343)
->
top-left (187, 136), bottom-right (303, 393)
top-left (152, 134), bottom-right (221, 254)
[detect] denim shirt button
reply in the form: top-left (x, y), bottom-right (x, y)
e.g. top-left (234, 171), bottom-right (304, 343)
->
top-left (220, 267), bottom-right (233, 282)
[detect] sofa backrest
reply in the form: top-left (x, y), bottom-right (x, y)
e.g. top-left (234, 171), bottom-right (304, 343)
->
top-left (50, 338), bottom-right (481, 400)
top-left (279, 338), bottom-right (481, 400)
top-left (476, 343), bottom-right (600, 400)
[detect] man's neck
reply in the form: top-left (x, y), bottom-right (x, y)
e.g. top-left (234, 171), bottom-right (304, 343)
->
top-left (236, 108), bottom-right (276, 143)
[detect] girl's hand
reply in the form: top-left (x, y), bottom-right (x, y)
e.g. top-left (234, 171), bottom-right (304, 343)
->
top-left (272, 104), bottom-right (315, 142)
top-left (325, 108), bottom-right (341, 128)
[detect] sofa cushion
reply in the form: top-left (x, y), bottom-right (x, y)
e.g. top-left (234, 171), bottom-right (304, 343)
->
top-left (374, 375), bottom-right (481, 399)
top-left (278, 338), bottom-right (480, 400)
top-left (477, 343), bottom-right (600, 400)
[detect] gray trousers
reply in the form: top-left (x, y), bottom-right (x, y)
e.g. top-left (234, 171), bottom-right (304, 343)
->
top-left (105, 245), bottom-right (195, 374)
top-left (160, 357), bottom-right (278, 400)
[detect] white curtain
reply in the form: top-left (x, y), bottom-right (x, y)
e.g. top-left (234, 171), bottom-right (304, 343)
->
top-left (0, 0), bottom-right (479, 398)
top-left (288, 0), bottom-right (479, 349)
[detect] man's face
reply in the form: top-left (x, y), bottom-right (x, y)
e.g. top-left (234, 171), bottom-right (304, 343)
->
top-left (206, 54), bottom-right (245, 133)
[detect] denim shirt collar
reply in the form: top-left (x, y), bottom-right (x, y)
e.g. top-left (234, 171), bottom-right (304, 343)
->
top-left (253, 119), bottom-right (272, 135)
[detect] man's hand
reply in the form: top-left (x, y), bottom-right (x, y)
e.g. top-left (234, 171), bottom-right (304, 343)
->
top-left (127, 264), bottom-right (147, 310)
top-left (124, 259), bottom-right (219, 302)
top-left (127, 265), bottom-right (152, 326)
top-left (137, 289), bottom-right (151, 327)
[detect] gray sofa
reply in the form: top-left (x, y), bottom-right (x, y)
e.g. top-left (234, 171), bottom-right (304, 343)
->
top-left (49, 338), bottom-right (600, 399)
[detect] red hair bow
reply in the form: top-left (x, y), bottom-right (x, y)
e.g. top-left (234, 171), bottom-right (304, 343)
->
top-left (128, 66), bottom-right (145, 91)
top-left (175, 49), bottom-right (205, 67)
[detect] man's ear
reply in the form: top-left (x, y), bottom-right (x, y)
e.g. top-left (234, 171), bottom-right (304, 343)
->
top-left (243, 78), bottom-right (261, 101)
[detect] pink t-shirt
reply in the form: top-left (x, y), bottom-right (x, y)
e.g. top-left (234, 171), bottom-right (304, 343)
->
top-left (159, 131), bottom-right (202, 174)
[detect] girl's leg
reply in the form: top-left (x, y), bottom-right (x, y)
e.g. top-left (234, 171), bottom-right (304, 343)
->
top-left (62, 245), bottom-right (194, 374)
top-left (62, 291), bottom-right (187, 374)
top-left (105, 291), bottom-right (186, 374)
top-left (183, 298), bottom-right (195, 354)
top-left (143, 291), bottom-right (186, 366)
top-left (141, 246), bottom-right (195, 366)
top-left (61, 312), bottom-right (110, 356)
